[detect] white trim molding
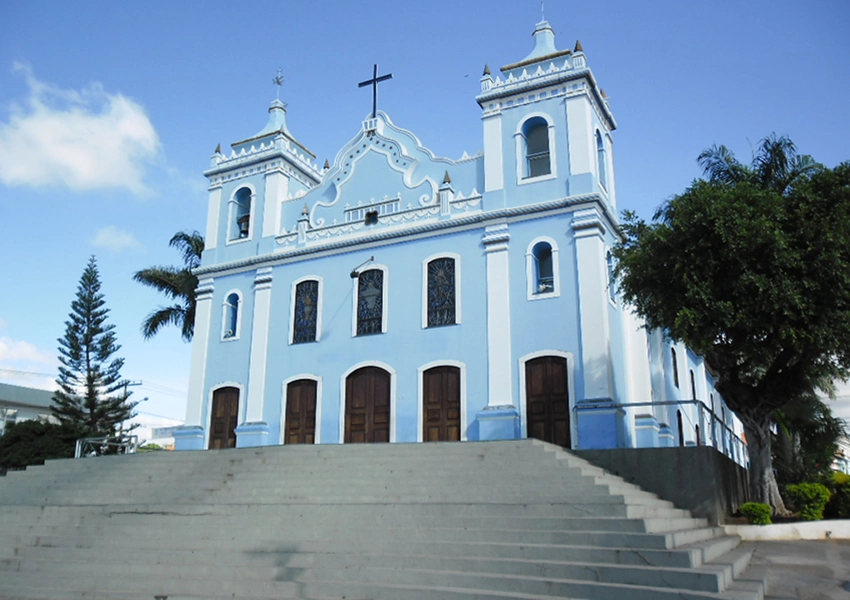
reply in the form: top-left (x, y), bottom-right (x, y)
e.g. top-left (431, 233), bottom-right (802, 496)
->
top-left (289, 275), bottom-right (324, 344)
top-left (220, 288), bottom-right (244, 342)
top-left (280, 374), bottom-right (323, 445)
top-left (351, 263), bottom-right (389, 337)
top-left (421, 252), bottom-right (462, 329)
top-left (416, 359), bottom-right (468, 443)
top-left (204, 381), bottom-right (246, 450)
top-left (515, 112), bottom-right (558, 185)
top-left (338, 360), bottom-right (398, 444)
top-left (525, 236), bottom-right (561, 300)
top-left (517, 350), bottom-right (578, 450)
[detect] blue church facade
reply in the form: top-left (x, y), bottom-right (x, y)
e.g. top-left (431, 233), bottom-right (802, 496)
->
top-left (174, 21), bottom-right (747, 463)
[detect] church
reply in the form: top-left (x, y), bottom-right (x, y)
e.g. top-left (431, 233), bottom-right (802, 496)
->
top-left (173, 20), bottom-right (746, 463)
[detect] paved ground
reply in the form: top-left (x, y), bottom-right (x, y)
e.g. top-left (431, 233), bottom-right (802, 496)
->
top-left (746, 540), bottom-right (850, 599)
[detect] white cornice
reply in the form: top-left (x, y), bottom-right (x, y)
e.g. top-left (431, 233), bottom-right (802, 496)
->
top-left (194, 193), bottom-right (619, 278)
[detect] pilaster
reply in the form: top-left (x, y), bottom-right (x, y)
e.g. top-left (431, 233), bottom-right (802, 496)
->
top-left (238, 267), bottom-right (273, 447)
top-left (263, 170), bottom-right (289, 238)
top-left (204, 188), bottom-right (222, 250)
top-left (572, 209), bottom-right (614, 402)
top-left (176, 277), bottom-right (215, 451)
top-left (477, 223), bottom-right (519, 439)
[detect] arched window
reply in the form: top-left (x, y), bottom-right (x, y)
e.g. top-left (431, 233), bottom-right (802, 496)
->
top-left (427, 257), bottom-right (456, 327)
top-left (677, 410), bottom-right (685, 447)
top-left (596, 130), bottom-right (608, 190)
top-left (606, 250), bottom-right (616, 303)
top-left (523, 117), bottom-right (551, 178)
top-left (690, 369), bottom-right (697, 400)
top-left (671, 347), bottom-right (679, 388)
top-left (293, 280), bottom-right (319, 343)
top-left (222, 292), bottom-right (240, 340)
top-left (230, 187), bottom-right (252, 241)
top-left (356, 269), bottom-right (384, 336)
top-left (526, 238), bottom-right (560, 300)
top-left (533, 242), bottom-right (554, 294)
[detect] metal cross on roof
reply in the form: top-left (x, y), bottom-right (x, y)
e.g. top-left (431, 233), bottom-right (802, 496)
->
top-left (358, 64), bottom-right (393, 119)
top-left (273, 68), bottom-right (284, 100)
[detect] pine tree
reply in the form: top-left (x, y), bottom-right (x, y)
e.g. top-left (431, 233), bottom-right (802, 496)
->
top-left (52, 256), bottom-right (137, 436)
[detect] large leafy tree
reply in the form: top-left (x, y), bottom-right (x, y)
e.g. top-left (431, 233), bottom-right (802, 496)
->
top-left (53, 256), bottom-right (137, 436)
top-left (133, 230), bottom-right (204, 342)
top-left (614, 135), bottom-right (850, 512)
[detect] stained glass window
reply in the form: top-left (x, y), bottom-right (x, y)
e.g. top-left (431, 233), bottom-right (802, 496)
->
top-left (293, 280), bottom-right (319, 343)
top-left (357, 269), bottom-right (384, 335)
top-left (427, 258), bottom-right (456, 327)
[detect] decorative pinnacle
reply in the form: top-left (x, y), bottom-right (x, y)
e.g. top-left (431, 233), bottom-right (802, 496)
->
top-left (301, 203), bottom-right (309, 216)
top-left (574, 40), bottom-right (583, 53)
top-left (483, 64), bottom-right (491, 76)
top-left (323, 159), bottom-right (330, 170)
top-left (442, 170), bottom-right (452, 184)
top-left (600, 88), bottom-right (608, 98)
top-left (215, 143), bottom-right (221, 154)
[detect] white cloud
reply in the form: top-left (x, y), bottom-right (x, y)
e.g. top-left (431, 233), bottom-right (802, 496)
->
top-left (0, 335), bottom-right (56, 390)
top-left (0, 336), bottom-right (53, 366)
top-left (0, 63), bottom-right (160, 195)
top-left (91, 226), bottom-right (141, 252)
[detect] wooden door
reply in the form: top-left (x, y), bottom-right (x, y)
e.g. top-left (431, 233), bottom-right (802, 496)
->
top-left (422, 366), bottom-right (461, 442)
top-left (525, 356), bottom-right (570, 447)
top-left (285, 379), bottom-right (317, 444)
top-left (209, 387), bottom-right (239, 449)
top-left (345, 367), bottom-right (390, 443)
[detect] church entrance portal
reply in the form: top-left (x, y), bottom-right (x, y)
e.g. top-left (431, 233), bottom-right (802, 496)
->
top-left (422, 366), bottom-right (461, 441)
top-left (209, 387), bottom-right (239, 449)
top-left (345, 367), bottom-right (390, 443)
top-left (525, 356), bottom-right (571, 447)
top-left (284, 379), bottom-right (317, 444)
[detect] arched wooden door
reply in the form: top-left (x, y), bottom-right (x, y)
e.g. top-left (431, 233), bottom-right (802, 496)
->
top-left (345, 366), bottom-right (390, 443)
top-left (284, 379), bottom-right (317, 444)
top-left (422, 366), bottom-right (461, 442)
top-left (525, 356), bottom-right (570, 447)
top-left (209, 387), bottom-right (239, 449)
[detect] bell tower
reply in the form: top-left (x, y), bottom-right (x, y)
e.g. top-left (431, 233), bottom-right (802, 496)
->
top-left (477, 20), bottom-right (617, 209)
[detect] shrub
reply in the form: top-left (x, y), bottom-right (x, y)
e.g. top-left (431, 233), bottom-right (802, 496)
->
top-left (0, 420), bottom-right (84, 470)
top-left (739, 502), bottom-right (772, 525)
top-left (786, 483), bottom-right (832, 521)
top-left (824, 472), bottom-right (850, 520)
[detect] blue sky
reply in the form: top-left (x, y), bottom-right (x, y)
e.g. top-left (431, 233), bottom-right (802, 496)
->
top-left (1, 0), bottom-right (849, 427)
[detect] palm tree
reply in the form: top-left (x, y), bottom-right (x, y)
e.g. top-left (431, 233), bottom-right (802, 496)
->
top-left (133, 231), bottom-right (204, 342)
top-left (696, 133), bottom-right (820, 194)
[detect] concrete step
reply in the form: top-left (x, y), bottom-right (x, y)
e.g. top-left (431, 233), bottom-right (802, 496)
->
top-left (0, 538), bottom-right (721, 569)
top-left (0, 550), bottom-right (739, 594)
top-left (0, 524), bottom-right (726, 552)
top-left (0, 500), bottom-right (694, 522)
top-left (0, 513), bottom-right (708, 537)
top-left (0, 439), bottom-right (765, 599)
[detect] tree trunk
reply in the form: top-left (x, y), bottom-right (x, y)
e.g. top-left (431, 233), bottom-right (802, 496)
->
top-left (739, 411), bottom-right (789, 515)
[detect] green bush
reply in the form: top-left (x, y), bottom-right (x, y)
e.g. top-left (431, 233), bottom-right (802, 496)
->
top-left (786, 483), bottom-right (832, 521)
top-left (824, 472), bottom-right (850, 520)
top-left (739, 502), bottom-right (772, 525)
top-left (0, 420), bottom-right (84, 470)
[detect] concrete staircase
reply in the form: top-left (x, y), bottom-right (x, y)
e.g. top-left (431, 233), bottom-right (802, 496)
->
top-left (0, 439), bottom-right (766, 599)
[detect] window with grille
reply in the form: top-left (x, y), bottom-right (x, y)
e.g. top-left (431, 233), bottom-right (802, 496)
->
top-left (293, 280), bottom-right (319, 343)
top-left (427, 258), bottom-right (456, 327)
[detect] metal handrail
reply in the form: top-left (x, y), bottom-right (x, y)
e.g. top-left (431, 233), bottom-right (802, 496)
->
top-left (74, 435), bottom-right (139, 458)
top-left (573, 399), bottom-right (749, 466)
